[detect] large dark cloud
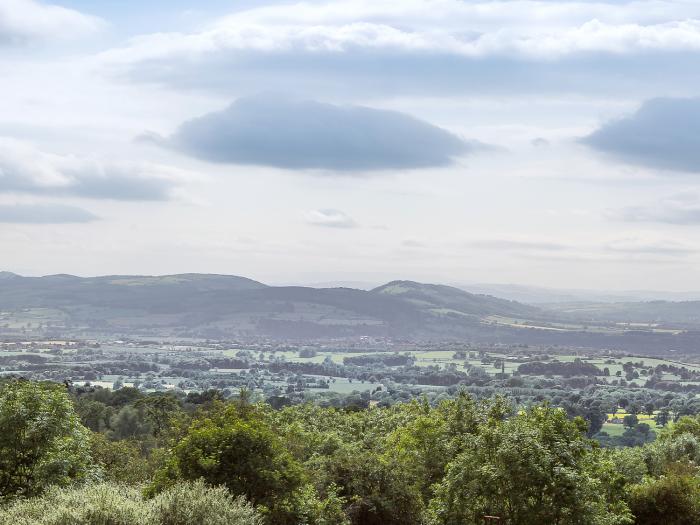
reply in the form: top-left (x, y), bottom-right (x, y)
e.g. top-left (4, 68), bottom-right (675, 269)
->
top-left (0, 203), bottom-right (97, 223)
top-left (151, 96), bottom-right (475, 171)
top-left (583, 97), bottom-right (700, 173)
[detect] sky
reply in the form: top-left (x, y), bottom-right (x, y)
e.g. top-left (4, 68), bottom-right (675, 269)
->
top-left (2, 0), bottom-right (700, 290)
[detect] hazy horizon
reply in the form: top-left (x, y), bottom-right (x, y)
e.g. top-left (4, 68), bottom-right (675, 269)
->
top-left (5, 269), bottom-right (700, 301)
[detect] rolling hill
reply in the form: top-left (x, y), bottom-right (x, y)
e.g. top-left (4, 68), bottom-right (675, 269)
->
top-left (373, 280), bottom-right (541, 319)
top-left (3, 273), bottom-right (700, 354)
top-left (0, 273), bottom-right (540, 339)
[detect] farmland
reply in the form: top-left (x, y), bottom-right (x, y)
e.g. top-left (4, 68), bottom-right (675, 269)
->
top-left (3, 338), bottom-right (700, 448)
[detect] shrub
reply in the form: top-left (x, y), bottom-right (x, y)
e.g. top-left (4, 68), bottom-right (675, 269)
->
top-left (153, 480), bottom-right (262, 525)
top-left (0, 481), bottom-right (262, 525)
top-left (0, 483), bottom-right (151, 525)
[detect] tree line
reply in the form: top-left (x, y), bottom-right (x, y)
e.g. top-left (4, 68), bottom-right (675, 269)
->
top-left (2, 378), bottom-right (700, 524)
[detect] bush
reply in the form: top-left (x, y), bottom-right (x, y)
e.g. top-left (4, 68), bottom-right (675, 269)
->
top-left (0, 481), bottom-right (262, 525)
top-left (0, 483), bottom-right (150, 525)
top-left (152, 480), bottom-right (263, 525)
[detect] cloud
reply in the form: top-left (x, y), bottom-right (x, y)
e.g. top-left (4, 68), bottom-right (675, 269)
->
top-left (612, 192), bottom-right (700, 224)
top-left (149, 95), bottom-right (473, 171)
top-left (0, 203), bottom-right (97, 223)
top-left (0, 0), bottom-right (103, 46)
top-left (305, 209), bottom-right (357, 228)
top-left (101, 2), bottom-right (700, 63)
top-left (401, 239), bottom-right (425, 248)
top-left (583, 97), bottom-right (700, 173)
top-left (0, 139), bottom-right (184, 201)
top-left (469, 239), bottom-right (568, 251)
top-left (98, 1), bottom-right (700, 97)
top-left (604, 238), bottom-right (696, 256)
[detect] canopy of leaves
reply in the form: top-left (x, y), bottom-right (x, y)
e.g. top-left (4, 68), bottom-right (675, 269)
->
top-left (0, 380), bottom-right (93, 502)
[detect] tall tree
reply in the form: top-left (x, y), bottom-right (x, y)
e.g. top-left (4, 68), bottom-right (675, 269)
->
top-left (0, 380), bottom-right (93, 502)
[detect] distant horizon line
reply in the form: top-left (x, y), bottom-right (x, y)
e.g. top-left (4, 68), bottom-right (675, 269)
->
top-left (3, 270), bottom-right (700, 300)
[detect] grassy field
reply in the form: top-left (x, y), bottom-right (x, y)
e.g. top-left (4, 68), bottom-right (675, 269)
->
top-left (222, 347), bottom-right (700, 380)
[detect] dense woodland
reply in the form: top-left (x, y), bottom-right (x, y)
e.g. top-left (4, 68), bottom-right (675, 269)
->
top-left (3, 379), bottom-right (700, 524)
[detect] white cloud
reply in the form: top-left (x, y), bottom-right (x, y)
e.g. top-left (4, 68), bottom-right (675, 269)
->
top-left (99, 0), bottom-right (700, 67)
top-left (305, 209), bottom-right (357, 228)
top-left (217, 0), bottom-right (700, 28)
top-left (0, 0), bottom-right (103, 45)
top-left (604, 238), bottom-right (696, 256)
top-left (0, 202), bottom-right (97, 223)
top-left (612, 192), bottom-right (700, 224)
top-left (0, 138), bottom-right (188, 201)
top-left (469, 239), bottom-right (568, 251)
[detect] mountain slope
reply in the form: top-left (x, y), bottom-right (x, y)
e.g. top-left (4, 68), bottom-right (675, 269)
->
top-left (551, 300), bottom-right (700, 327)
top-left (0, 273), bottom-right (539, 339)
top-left (372, 280), bottom-right (542, 319)
top-left (0, 273), bottom-right (267, 310)
top-left (5, 273), bottom-right (700, 353)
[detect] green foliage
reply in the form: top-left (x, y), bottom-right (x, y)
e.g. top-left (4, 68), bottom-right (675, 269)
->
top-left (312, 446), bottom-right (424, 525)
top-left (290, 483), bottom-right (350, 525)
top-left (134, 394), bottom-right (181, 437)
top-left (150, 403), bottom-right (303, 520)
top-left (109, 405), bottom-right (153, 440)
top-left (427, 405), bottom-right (632, 525)
top-left (660, 414), bottom-right (700, 441)
top-left (624, 414), bottom-right (639, 429)
top-left (626, 466), bottom-right (700, 525)
top-left (7, 379), bottom-right (700, 525)
top-left (89, 433), bottom-right (163, 484)
top-left (74, 398), bottom-right (113, 432)
top-left (0, 480), bottom-right (262, 525)
top-left (152, 480), bottom-right (263, 525)
top-left (0, 482), bottom-right (148, 525)
top-left (0, 380), bottom-right (93, 503)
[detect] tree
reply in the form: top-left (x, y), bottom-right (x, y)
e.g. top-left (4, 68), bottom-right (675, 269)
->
top-left (662, 414), bottom-right (700, 439)
top-left (426, 406), bottom-right (631, 525)
top-left (134, 394), bottom-right (181, 437)
top-left (627, 466), bottom-right (700, 525)
top-left (89, 433), bottom-right (157, 484)
top-left (314, 446), bottom-right (424, 525)
top-left (150, 404), bottom-right (303, 521)
top-left (624, 414), bottom-right (639, 429)
top-left (74, 398), bottom-right (111, 432)
top-left (0, 380), bottom-right (93, 502)
top-left (109, 405), bottom-right (152, 440)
